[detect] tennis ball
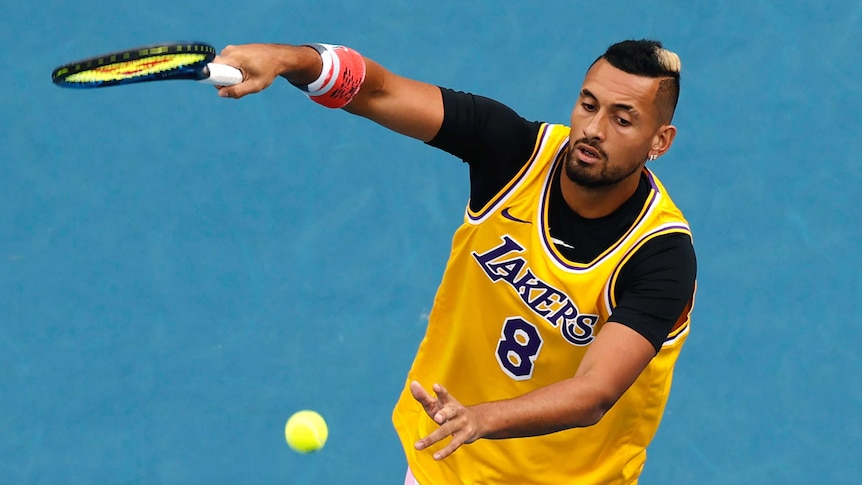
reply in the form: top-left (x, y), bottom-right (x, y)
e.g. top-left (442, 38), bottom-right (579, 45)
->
top-left (284, 410), bottom-right (328, 453)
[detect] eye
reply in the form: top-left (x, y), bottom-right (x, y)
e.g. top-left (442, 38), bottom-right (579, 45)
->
top-left (615, 117), bottom-right (632, 127)
top-left (581, 102), bottom-right (596, 112)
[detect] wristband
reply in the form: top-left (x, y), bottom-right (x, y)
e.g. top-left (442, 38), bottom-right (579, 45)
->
top-left (292, 43), bottom-right (366, 109)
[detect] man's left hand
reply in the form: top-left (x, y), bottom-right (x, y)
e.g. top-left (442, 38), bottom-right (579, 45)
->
top-left (409, 381), bottom-right (486, 460)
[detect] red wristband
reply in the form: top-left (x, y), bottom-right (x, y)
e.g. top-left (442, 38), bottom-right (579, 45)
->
top-left (294, 44), bottom-right (366, 109)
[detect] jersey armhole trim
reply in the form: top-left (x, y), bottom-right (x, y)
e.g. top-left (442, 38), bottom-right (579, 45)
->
top-left (465, 123), bottom-right (551, 224)
top-left (663, 280), bottom-right (697, 346)
top-left (602, 224), bottom-right (693, 316)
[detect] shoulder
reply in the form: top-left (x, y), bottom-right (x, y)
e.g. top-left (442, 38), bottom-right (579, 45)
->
top-left (609, 232), bottom-right (696, 351)
top-left (616, 232), bottom-right (696, 293)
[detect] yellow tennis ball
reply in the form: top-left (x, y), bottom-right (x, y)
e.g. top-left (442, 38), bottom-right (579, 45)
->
top-left (284, 410), bottom-right (328, 453)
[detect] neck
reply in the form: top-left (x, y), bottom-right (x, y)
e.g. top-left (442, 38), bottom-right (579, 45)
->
top-left (559, 168), bottom-right (643, 219)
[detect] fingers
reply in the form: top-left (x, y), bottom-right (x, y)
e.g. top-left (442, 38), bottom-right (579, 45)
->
top-left (432, 401), bottom-right (458, 425)
top-left (217, 77), bottom-right (274, 99)
top-left (213, 46), bottom-right (240, 68)
top-left (411, 381), bottom-right (458, 422)
top-left (414, 413), bottom-right (460, 450)
top-left (412, 382), bottom-right (482, 460)
top-left (410, 381), bottom-right (439, 416)
top-left (211, 46), bottom-right (272, 99)
top-left (433, 383), bottom-right (451, 404)
top-left (429, 383), bottom-right (459, 423)
top-left (413, 409), bottom-right (477, 460)
top-left (414, 421), bottom-right (470, 460)
top-left (431, 432), bottom-right (468, 461)
top-left (217, 85), bottom-right (247, 99)
top-left (217, 82), bottom-right (254, 99)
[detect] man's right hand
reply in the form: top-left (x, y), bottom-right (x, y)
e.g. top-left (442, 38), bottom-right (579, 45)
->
top-left (212, 42), bottom-right (444, 142)
top-left (213, 43), bottom-right (322, 99)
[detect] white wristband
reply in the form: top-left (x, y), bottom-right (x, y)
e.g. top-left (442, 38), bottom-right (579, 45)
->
top-left (305, 44), bottom-right (335, 93)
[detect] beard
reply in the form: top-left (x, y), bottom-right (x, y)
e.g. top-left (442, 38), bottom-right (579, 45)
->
top-left (564, 138), bottom-right (644, 189)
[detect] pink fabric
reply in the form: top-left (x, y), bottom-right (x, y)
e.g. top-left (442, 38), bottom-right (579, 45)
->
top-left (404, 467), bottom-right (420, 485)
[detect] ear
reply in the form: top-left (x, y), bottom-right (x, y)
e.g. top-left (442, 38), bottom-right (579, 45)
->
top-left (648, 124), bottom-right (677, 160)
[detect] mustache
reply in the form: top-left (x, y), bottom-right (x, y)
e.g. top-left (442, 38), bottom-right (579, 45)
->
top-left (571, 138), bottom-right (608, 160)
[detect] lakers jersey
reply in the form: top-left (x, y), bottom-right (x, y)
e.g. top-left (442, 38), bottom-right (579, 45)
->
top-left (392, 124), bottom-right (694, 484)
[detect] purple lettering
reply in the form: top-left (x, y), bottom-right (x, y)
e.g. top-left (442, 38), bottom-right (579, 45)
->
top-left (472, 236), bottom-right (525, 281)
top-left (485, 258), bottom-right (526, 283)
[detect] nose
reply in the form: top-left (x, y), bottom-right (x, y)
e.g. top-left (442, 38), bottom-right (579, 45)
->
top-left (583, 113), bottom-right (606, 142)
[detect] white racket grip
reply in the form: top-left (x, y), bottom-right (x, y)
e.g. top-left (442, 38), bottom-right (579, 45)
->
top-left (199, 63), bottom-right (243, 86)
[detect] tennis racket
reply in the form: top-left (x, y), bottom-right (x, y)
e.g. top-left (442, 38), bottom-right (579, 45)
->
top-left (51, 41), bottom-right (242, 89)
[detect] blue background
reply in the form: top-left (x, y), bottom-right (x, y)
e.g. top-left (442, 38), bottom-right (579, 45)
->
top-left (2, 1), bottom-right (860, 483)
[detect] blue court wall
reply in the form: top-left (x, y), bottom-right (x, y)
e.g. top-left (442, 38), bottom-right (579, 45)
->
top-left (1, 1), bottom-right (860, 483)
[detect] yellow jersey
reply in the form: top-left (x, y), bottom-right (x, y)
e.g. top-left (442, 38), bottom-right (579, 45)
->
top-left (392, 123), bottom-right (694, 484)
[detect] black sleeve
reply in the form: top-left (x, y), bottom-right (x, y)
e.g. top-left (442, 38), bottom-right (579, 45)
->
top-left (426, 87), bottom-right (542, 211)
top-left (609, 233), bottom-right (697, 352)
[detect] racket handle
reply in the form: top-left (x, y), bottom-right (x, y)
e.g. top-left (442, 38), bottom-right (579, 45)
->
top-left (199, 63), bottom-right (243, 86)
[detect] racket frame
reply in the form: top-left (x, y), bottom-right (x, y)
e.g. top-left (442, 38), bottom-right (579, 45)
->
top-left (52, 42), bottom-right (241, 88)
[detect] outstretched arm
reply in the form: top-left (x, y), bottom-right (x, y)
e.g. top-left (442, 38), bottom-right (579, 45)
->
top-left (213, 43), bottom-right (443, 142)
top-left (411, 322), bottom-right (656, 460)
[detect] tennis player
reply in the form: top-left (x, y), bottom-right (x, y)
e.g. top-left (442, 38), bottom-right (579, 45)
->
top-left (215, 39), bottom-right (697, 485)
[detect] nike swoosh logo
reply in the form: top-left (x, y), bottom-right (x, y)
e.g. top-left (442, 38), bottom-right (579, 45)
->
top-left (551, 237), bottom-right (575, 249)
top-left (501, 207), bottom-right (531, 224)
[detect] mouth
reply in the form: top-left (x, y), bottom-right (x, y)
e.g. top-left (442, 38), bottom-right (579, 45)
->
top-left (574, 143), bottom-right (603, 164)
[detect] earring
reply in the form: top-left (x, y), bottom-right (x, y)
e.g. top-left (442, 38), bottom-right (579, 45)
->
top-left (648, 153), bottom-right (658, 161)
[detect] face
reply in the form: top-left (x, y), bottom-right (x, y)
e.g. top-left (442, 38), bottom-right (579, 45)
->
top-left (566, 59), bottom-right (669, 189)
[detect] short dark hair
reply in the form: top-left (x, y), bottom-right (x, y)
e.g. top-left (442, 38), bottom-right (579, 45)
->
top-left (593, 39), bottom-right (681, 124)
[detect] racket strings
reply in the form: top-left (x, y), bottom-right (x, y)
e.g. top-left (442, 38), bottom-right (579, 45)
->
top-left (64, 53), bottom-right (209, 84)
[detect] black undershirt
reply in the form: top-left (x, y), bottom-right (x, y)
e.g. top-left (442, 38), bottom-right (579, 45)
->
top-left (427, 88), bottom-right (697, 352)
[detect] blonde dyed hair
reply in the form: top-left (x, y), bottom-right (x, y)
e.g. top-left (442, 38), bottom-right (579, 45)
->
top-left (655, 47), bottom-right (681, 74)
top-left (594, 39), bottom-right (681, 123)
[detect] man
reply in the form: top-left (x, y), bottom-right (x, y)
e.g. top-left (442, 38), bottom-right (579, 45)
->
top-left (215, 39), bottom-right (697, 484)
